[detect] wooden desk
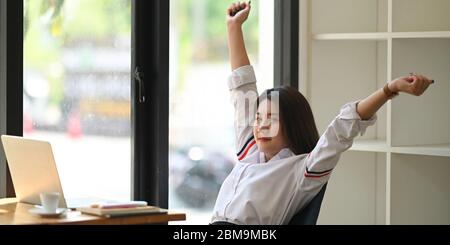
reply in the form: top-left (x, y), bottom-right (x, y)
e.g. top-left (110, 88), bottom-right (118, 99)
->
top-left (0, 198), bottom-right (186, 225)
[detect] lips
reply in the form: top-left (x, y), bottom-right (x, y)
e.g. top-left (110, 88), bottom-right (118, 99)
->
top-left (257, 137), bottom-right (272, 142)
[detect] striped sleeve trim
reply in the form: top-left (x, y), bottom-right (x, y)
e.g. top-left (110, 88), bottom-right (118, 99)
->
top-left (304, 166), bottom-right (333, 178)
top-left (237, 136), bottom-right (256, 161)
top-left (237, 135), bottom-right (255, 156)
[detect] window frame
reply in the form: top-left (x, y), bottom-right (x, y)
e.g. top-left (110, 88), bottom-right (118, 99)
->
top-left (0, 0), bottom-right (23, 198)
top-left (132, 0), bottom-right (169, 208)
top-left (274, 0), bottom-right (299, 89)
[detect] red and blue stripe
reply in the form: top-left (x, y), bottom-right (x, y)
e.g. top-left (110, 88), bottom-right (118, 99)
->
top-left (304, 166), bottom-right (333, 178)
top-left (237, 136), bottom-right (256, 161)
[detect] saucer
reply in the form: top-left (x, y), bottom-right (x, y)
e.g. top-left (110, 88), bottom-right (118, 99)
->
top-left (28, 207), bottom-right (67, 217)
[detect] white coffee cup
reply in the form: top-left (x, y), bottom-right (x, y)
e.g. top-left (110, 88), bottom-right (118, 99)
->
top-left (40, 192), bottom-right (60, 213)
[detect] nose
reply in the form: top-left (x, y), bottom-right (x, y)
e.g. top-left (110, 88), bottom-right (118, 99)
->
top-left (257, 119), bottom-right (271, 131)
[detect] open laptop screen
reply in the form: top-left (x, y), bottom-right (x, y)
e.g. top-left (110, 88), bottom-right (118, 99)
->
top-left (1, 135), bottom-right (69, 208)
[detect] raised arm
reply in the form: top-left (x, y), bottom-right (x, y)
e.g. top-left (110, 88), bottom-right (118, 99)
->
top-left (227, 1), bottom-right (251, 70)
top-left (357, 74), bottom-right (433, 120)
top-left (226, 2), bottom-right (258, 160)
top-left (299, 74), bottom-right (433, 190)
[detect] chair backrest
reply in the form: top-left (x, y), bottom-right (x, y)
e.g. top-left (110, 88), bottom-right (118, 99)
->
top-left (288, 183), bottom-right (327, 225)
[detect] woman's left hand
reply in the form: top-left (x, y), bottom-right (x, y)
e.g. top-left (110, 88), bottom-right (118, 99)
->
top-left (388, 73), bottom-right (433, 96)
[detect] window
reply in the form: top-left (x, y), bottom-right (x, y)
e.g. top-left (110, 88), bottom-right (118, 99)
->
top-left (169, 0), bottom-right (274, 224)
top-left (3, 0), bottom-right (294, 214)
top-left (23, 0), bottom-right (132, 201)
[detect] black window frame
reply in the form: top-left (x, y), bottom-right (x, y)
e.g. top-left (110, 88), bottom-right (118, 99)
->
top-left (0, 0), bottom-right (23, 198)
top-left (1, 0), bottom-right (298, 210)
top-left (274, 0), bottom-right (299, 89)
top-left (132, 0), bottom-right (169, 208)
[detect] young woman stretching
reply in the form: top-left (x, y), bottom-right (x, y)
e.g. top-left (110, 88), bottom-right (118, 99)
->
top-left (210, 1), bottom-right (433, 225)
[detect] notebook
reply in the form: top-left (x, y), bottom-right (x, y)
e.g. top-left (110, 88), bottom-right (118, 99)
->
top-left (76, 206), bottom-right (167, 217)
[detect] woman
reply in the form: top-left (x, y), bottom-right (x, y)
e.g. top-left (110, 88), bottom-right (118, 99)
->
top-left (210, 1), bottom-right (433, 225)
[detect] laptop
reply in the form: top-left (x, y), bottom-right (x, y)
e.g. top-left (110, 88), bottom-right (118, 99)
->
top-left (1, 135), bottom-right (107, 209)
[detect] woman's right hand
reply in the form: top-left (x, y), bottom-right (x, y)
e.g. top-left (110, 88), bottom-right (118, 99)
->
top-left (227, 1), bottom-right (251, 26)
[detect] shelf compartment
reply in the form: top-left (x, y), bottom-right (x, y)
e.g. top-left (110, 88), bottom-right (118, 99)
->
top-left (391, 39), bottom-right (450, 146)
top-left (318, 151), bottom-right (386, 224)
top-left (311, 0), bottom-right (387, 34)
top-left (391, 154), bottom-right (450, 224)
top-left (392, 0), bottom-right (450, 32)
top-left (311, 40), bottom-right (387, 141)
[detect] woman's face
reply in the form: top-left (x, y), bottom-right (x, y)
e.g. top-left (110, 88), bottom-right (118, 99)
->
top-left (253, 99), bottom-right (288, 158)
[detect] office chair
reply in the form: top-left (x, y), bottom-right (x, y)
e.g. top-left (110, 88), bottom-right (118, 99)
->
top-left (288, 183), bottom-right (327, 225)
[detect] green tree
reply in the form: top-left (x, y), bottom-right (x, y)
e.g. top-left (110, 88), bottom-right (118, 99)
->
top-left (24, 0), bottom-right (131, 106)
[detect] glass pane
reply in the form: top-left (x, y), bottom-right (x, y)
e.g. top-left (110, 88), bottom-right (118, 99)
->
top-left (23, 0), bottom-right (131, 201)
top-left (169, 0), bottom-right (274, 224)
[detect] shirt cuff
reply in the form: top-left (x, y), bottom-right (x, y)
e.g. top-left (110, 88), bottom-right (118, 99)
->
top-left (227, 65), bottom-right (256, 90)
top-left (337, 101), bottom-right (377, 136)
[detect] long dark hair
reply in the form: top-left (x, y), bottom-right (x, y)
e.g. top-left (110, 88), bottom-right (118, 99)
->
top-left (257, 86), bottom-right (319, 155)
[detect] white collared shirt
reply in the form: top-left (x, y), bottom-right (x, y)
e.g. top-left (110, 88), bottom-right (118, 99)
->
top-left (211, 65), bottom-right (377, 225)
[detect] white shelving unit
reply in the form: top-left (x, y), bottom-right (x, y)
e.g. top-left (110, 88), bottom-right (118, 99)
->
top-left (300, 0), bottom-right (450, 224)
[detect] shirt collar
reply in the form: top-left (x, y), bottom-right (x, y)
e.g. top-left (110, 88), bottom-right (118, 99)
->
top-left (259, 148), bottom-right (295, 163)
